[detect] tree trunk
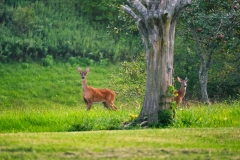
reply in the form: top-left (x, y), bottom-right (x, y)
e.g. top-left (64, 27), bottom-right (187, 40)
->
top-left (199, 62), bottom-right (210, 104)
top-left (137, 19), bottom-right (176, 124)
top-left (191, 26), bottom-right (214, 104)
top-left (122, 0), bottom-right (191, 125)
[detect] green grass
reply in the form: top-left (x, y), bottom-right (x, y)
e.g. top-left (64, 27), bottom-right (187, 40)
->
top-left (0, 128), bottom-right (239, 159)
top-left (0, 106), bottom-right (133, 132)
top-left (0, 62), bottom-right (240, 159)
top-left (0, 62), bottom-right (118, 108)
top-left (0, 62), bottom-right (240, 133)
top-left (0, 62), bottom-right (140, 133)
top-left (173, 101), bottom-right (240, 128)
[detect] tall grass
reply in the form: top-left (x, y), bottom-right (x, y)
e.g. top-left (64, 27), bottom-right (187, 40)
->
top-left (0, 106), bottom-right (136, 132)
top-left (173, 101), bottom-right (240, 128)
top-left (0, 63), bottom-right (239, 133)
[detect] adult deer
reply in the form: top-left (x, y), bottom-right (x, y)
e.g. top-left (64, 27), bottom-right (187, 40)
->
top-left (77, 67), bottom-right (117, 111)
top-left (174, 77), bottom-right (188, 106)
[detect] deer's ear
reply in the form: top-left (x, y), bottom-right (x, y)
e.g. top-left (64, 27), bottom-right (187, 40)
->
top-left (77, 67), bottom-right (81, 72)
top-left (86, 68), bottom-right (90, 73)
top-left (177, 77), bottom-right (182, 82)
top-left (185, 77), bottom-right (188, 81)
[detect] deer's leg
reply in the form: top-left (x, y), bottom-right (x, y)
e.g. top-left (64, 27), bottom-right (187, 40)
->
top-left (107, 101), bottom-right (117, 111)
top-left (87, 101), bottom-right (92, 110)
top-left (83, 98), bottom-right (88, 110)
top-left (83, 98), bottom-right (88, 105)
top-left (105, 94), bottom-right (117, 111)
top-left (102, 102), bottom-right (109, 109)
top-left (83, 98), bottom-right (92, 110)
top-left (111, 105), bottom-right (117, 111)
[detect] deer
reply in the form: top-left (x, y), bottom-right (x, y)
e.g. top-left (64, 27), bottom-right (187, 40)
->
top-left (174, 77), bottom-right (188, 106)
top-left (77, 67), bottom-right (117, 111)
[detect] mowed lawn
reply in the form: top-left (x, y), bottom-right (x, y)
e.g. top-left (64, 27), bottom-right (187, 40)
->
top-left (0, 128), bottom-right (240, 159)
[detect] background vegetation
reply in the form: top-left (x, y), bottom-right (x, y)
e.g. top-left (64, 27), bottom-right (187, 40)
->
top-left (0, 63), bottom-right (239, 132)
top-left (0, 0), bottom-right (141, 63)
top-left (1, 0), bottom-right (239, 101)
top-left (0, 1), bottom-right (239, 158)
top-left (0, 0), bottom-right (239, 129)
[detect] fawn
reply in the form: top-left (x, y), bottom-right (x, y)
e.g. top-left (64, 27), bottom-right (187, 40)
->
top-left (174, 77), bottom-right (188, 106)
top-left (77, 67), bottom-right (117, 111)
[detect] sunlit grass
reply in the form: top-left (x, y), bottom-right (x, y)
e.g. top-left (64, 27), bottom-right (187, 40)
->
top-left (0, 128), bottom-right (240, 159)
top-left (0, 62), bottom-right (240, 133)
top-left (0, 105), bottom-right (139, 133)
top-left (174, 101), bottom-right (240, 128)
top-left (0, 62), bottom-right (140, 132)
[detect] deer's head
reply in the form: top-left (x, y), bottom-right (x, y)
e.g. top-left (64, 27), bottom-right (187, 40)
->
top-left (177, 77), bottom-right (188, 89)
top-left (78, 67), bottom-right (90, 80)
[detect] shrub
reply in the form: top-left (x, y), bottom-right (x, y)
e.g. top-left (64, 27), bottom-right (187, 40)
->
top-left (110, 53), bottom-right (146, 106)
top-left (41, 55), bottom-right (54, 66)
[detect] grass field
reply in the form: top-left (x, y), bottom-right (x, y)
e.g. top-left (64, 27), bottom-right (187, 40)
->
top-left (0, 62), bottom-right (240, 159)
top-left (0, 62), bottom-right (138, 132)
top-left (0, 128), bottom-right (240, 159)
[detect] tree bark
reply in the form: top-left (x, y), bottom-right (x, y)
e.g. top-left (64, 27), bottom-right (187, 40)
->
top-left (199, 63), bottom-right (209, 104)
top-left (122, 0), bottom-right (191, 124)
top-left (191, 26), bottom-right (215, 104)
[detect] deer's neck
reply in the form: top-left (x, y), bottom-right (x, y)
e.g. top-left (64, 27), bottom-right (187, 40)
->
top-left (179, 85), bottom-right (186, 97)
top-left (82, 78), bottom-right (89, 92)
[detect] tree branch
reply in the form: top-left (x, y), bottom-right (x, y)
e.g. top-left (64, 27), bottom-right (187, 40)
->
top-left (127, 0), bottom-right (148, 18)
top-left (121, 5), bottom-right (141, 21)
top-left (174, 0), bottom-right (191, 13)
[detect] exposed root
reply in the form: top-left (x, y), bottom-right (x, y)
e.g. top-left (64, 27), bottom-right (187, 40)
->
top-left (140, 121), bottom-right (148, 127)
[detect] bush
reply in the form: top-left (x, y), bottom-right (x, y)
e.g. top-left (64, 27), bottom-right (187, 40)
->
top-left (158, 109), bottom-right (173, 127)
top-left (41, 55), bottom-right (54, 66)
top-left (110, 53), bottom-right (146, 106)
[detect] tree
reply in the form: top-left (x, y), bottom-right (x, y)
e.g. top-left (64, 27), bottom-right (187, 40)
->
top-left (121, 0), bottom-right (191, 125)
top-left (179, 0), bottom-right (240, 103)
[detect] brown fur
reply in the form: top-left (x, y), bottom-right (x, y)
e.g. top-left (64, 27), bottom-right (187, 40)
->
top-left (78, 67), bottom-right (117, 111)
top-left (174, 77), bottom-right (188, 106)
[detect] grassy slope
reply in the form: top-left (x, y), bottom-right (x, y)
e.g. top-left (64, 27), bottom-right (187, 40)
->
top-left (0, 128), bottom-right (240, 159)
top-left (0, 62), bottom-right (117, 108)
top-left (0, 62), bottom-right (139, 132)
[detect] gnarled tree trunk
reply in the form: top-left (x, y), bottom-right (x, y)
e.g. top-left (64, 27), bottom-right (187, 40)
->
top-left (122, 0), bottom-right (191, 125)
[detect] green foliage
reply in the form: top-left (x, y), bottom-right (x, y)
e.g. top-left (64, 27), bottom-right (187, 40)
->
top-left (41, 55), bottom-right (54, 66)
top-left (166, 85), bottom-right (176, 97)
top-left (0, 0), bottom-right (142, 63)
top-left (107, 0), bottom-right (138, 35)
top-left (158, 109), bottom-right (173, 128)
top-left (110, 53), bottom-right (146, 107)
top-left (176, 0), bottom-right (240, 99)
top-left (12, 4), bottom-right (36, 35)
top-left (78, 0), bottom-right (127, 22)
top-left (174, 37), bottom-right (201, 99)
top-left (173, 101), bottom-right (240, 128)
top-left (165, 85), bottom-right (177, 118)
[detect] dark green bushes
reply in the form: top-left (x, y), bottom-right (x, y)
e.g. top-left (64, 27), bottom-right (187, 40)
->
top-left (0, 0), bottom-right (142, 63)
